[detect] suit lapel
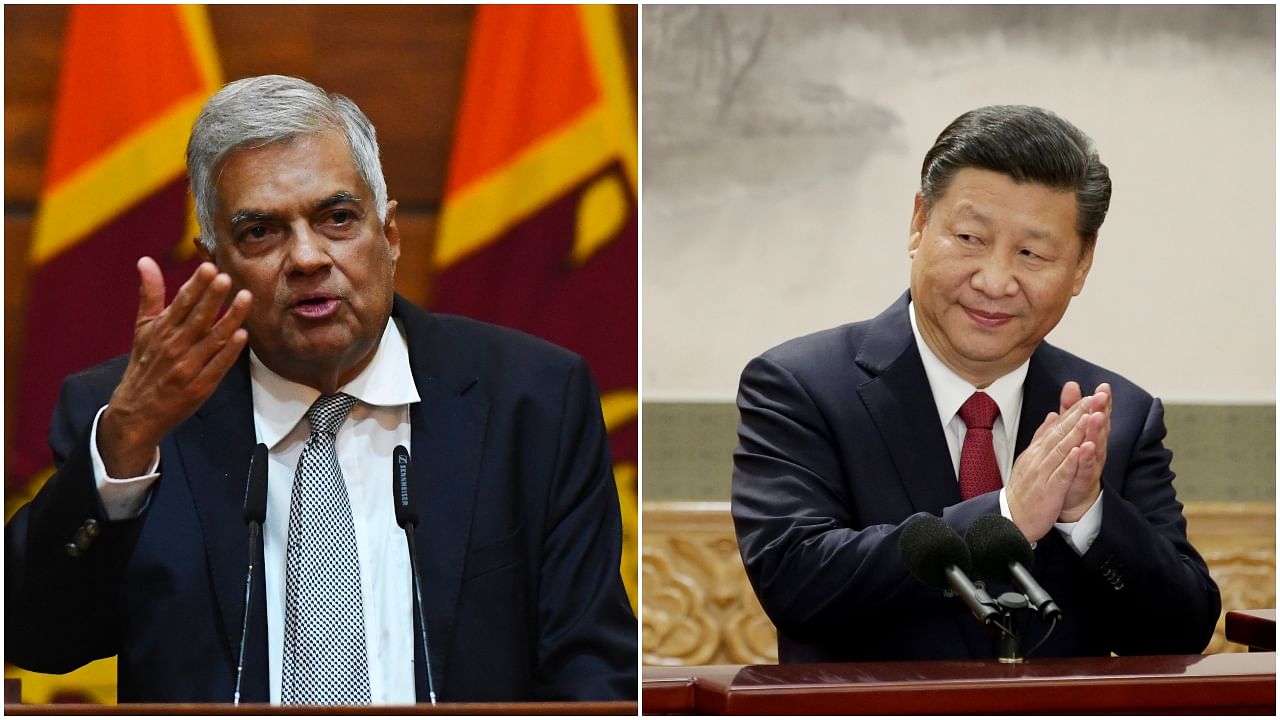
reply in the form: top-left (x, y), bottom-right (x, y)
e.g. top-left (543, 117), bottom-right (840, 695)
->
top-left (1015, 348), bottom-right (1062, 456)
top-left (397, 299), bottom-right (489, 701)
top-left (856, 295), bottom-right (983, 657)
top-left (170, 352), bottom-right (269, 700)
top-left (855, 294), bottom-right (960, 514)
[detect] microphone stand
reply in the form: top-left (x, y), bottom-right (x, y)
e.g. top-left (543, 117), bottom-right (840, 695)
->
top-left (234, 443), bottom-right (268, 706)
top-left (393, 445), bottom-right (437, 706)
top-left (992, 592), bottom-right (1028, 663)
top-left (402, 523), bottom-right (437, 705)
top-left (233, 520), bottom-right (261, 705)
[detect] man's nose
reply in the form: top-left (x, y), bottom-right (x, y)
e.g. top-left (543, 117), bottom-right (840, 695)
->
top-left (970, 252), bottom-right (1018, 297)
top-left (287, 223), bottom-right (332, 273)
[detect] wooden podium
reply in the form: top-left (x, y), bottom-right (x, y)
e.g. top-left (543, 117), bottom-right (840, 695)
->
top-left (643, 653), bottom-right (1276, 714)
top-left (3, 677), bottom-right (636, 714)
top-left (3, 673), bottom-right (637, 714)
top-left (5, 700), bottom-right (636, 715)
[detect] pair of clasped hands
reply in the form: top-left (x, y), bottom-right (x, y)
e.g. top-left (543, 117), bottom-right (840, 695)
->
top-left (98, 257), bottom-right (254, 480)
top-left (1006, 380), bottom-right (1112, 544)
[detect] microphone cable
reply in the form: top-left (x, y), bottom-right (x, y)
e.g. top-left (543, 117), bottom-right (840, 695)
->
top-left (1026, 615), bottom-right (1058, 658)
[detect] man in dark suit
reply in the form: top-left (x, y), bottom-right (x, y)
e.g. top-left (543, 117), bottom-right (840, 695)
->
top-left (732, 105), bottom-right (1220, 663)
top-left (6, 75), bottom-right (636, 703)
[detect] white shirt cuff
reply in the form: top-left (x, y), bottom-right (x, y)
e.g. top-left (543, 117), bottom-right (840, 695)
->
top-left (90, 405), bottom-right (161, 520)
top-left (1054, 492), bottom-right (1104, 555)
top-left (996, 487), bottom-right (1036, 548)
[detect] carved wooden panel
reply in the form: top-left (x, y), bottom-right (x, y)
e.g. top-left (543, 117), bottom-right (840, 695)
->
top-left (642, 502), bottom-right (777, 665)
top-left (1184, 502), bottom-right (1276, 653)
top-left (641, 501), bottom-right (1275, 665)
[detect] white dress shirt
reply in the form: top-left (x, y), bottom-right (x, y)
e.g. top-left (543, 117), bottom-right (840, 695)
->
top-left (907, 302), bottom-right (1102, 554)
top-left (92, 318), bottom-right (420, 704)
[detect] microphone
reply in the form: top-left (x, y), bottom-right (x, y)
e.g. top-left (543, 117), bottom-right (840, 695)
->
top-left (393, 445), bottom-right (437, 705)
top-left (393, 443), bottom-right (417, 527)
top-left (243, 444), bottom-right (268, 526)
top-left (899, 515), bottom-right (1000, 625)
top-left (234, 443), bottom-right (268, 706)
top-left (965, 514), bottom-right (1063, 622)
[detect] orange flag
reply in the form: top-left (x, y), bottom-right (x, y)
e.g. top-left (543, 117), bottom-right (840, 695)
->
top-left (435, 5), bottom-right (638, 605)
top-left (6, 5), bottom-right (221, 703)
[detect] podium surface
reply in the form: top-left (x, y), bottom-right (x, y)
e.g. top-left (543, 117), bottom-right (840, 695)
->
top-left (644, 653), bottom-right (1276, 714)
top-left (5, 700), bottom-right (636, 715)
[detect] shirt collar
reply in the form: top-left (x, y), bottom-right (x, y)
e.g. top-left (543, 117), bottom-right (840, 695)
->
top-left (908, 300), bottom-right (1029, 436)
top-left (249, 317), bottom-right (421, 450)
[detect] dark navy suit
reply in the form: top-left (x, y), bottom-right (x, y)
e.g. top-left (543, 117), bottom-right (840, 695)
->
top-left (732, 292), bottom-right (1219, 662)
top-left (6, 295), bottom-right (637, 702)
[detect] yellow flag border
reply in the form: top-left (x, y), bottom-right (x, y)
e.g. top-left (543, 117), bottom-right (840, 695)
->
top-left (435, 5), bottom-right (637, 270)
top-left (29, 5), bottom-right (222, 266)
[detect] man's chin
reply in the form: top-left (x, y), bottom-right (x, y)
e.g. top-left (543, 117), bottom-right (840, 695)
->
top-left (289, 336), bottom-right (362, 363)
top-left (280, 314), bottom-right (357, 344)
top-left (953, 339), bottom-right (1035, 370)
top-left (263, 325), bottom-right (354, 362)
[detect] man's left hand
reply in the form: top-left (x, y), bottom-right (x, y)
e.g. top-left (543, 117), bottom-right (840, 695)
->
top-left (1057, 381), bottom-right (1111, 521)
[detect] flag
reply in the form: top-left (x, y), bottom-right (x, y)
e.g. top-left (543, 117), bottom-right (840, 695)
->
top-left (435, 5), bottom-right (638, 606)
top-left (5, 4), bottom-right (222, 703)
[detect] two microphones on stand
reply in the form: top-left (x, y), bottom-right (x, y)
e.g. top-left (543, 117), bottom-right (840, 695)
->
top-left (899, 514), bottom-right (1062, 663)
top-left (235, 443), bottom-right (438, 705)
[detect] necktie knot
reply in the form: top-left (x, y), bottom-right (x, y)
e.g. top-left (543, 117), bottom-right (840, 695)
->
top-left (959, 392), bottom-right (1000, 431)
top-left (307, 393), bottom-right (357, 436)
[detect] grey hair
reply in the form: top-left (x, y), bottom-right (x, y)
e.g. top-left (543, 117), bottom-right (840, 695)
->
top-left (187, 74), bottom-right (387, 250)
top-left (920, 105), bottom-right (1111, 252)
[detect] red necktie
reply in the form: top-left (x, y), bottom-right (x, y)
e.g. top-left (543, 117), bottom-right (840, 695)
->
top-left (958, 392), bottom-right (1002, 500)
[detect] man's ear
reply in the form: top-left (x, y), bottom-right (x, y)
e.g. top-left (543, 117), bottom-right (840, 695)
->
top-left (908, 193), bottom-right (927, 257)
top-left (383, 199), bottom-right (401, 263)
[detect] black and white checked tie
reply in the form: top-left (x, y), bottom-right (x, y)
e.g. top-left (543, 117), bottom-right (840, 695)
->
top-left (281, 393), bottom-right (371, 704)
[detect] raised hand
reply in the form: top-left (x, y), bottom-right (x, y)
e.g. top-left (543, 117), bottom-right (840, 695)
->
top-left (96, 257), bottom-right (253, 477)
top-left (1058, 381), bottom-right (1111, 521)
top-left (1005, 388), bottom-right (1108, 542)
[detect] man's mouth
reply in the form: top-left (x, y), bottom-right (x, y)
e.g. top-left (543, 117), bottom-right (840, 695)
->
top-left (964, 306), bottom-right (1014, 328)
top-left (292, 295), bottom-right (340, 319)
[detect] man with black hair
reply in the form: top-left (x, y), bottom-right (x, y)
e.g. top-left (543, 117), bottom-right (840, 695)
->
top-left (732, 105), bottom-right (1220, 663)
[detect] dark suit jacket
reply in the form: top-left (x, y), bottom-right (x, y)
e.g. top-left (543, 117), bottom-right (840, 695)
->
top-left (6, 295), bottom-right (637, 702)
top-left (732, 292), bottom-right (1220, 662)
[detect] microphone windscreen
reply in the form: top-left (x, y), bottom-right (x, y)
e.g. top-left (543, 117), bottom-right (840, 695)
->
top-left (899, 515), bottom-right (972, 589)
top-left (965, 514), bottom-right (1035, 581)
top-left (392, 445), bottom-right (417, 528)
top-left (244, 443), bottom-right (269, 525)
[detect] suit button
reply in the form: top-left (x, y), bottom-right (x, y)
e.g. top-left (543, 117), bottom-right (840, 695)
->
top-left (70, 519), bottom-right (99, 552)
top-left (64, 542), bottom-right (83, 558)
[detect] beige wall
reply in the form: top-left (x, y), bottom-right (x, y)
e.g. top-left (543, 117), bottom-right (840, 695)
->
top-left (642, 5), bottom-right (1275, 404)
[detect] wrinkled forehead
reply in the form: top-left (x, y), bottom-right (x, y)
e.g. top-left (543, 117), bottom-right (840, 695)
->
top-left (213, 131), bottom-right (368, 215)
